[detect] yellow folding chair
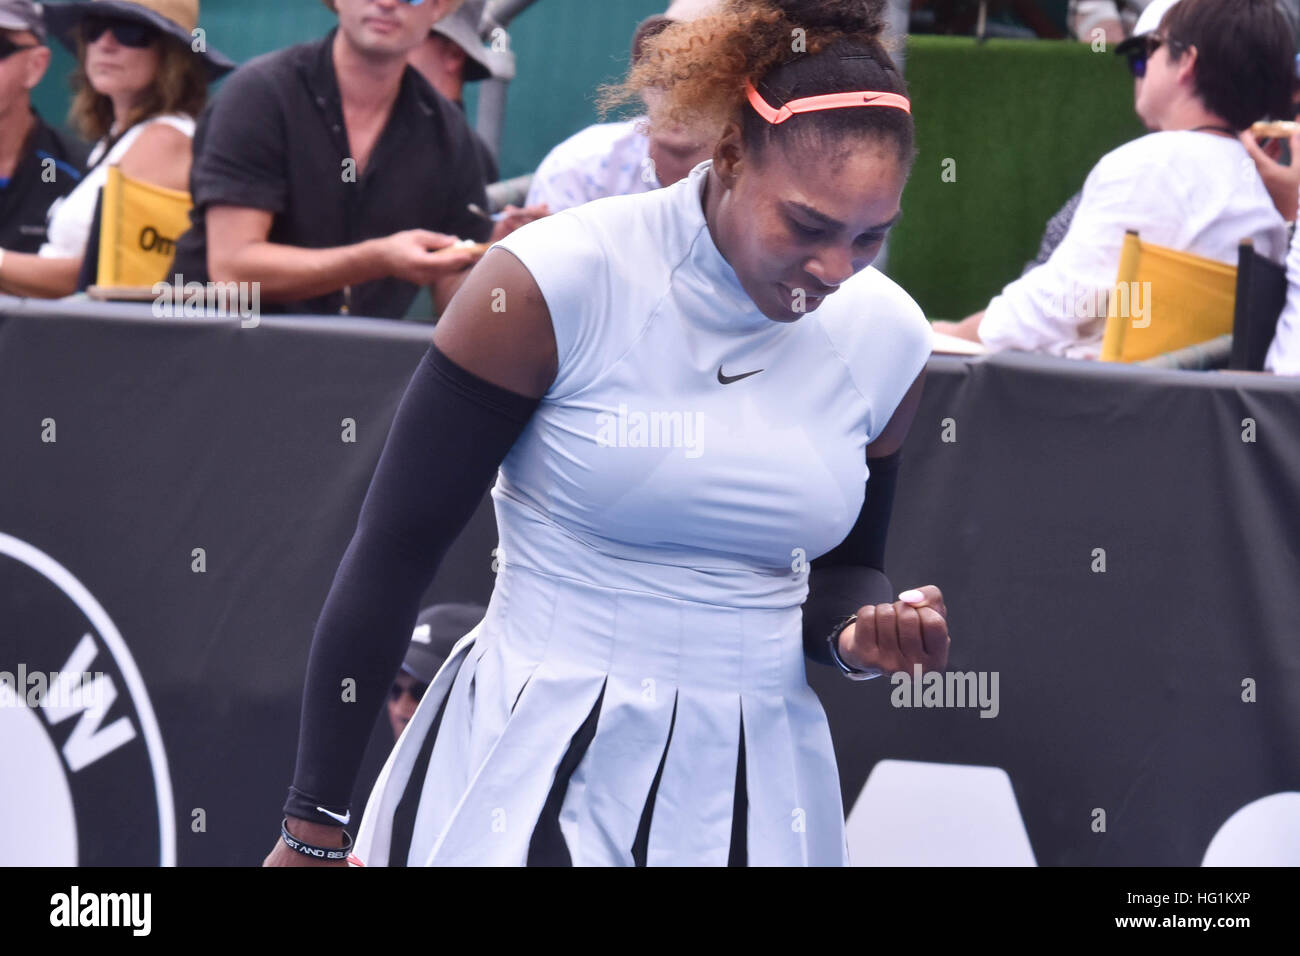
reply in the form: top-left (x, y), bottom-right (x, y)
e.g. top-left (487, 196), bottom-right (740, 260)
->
top-left (95, 166), bottom-right (193, 289)
top-left (1099, 230), bottom-right (1238, 363)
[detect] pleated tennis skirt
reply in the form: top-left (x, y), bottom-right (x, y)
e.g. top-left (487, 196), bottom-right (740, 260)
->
top-left (351, 563), bottom-right (850, 866)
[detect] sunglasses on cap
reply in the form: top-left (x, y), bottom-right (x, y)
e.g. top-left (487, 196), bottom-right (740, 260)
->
top-left (0, 34), bottom-right (40, 61)
top-left (82, 15), bottom-right (159, 49)
top-left (1123, 33), bottom-right (1185, 79)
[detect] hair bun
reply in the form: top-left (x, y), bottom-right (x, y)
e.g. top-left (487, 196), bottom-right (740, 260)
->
top-left (765, 0), bottom-right (887, 37)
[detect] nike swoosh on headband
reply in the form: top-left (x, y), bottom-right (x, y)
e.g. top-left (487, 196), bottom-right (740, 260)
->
top-left (745, 78), bottom-right (912, 125)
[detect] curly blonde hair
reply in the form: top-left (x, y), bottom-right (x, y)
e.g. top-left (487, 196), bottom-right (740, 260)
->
top-left (598, 0), bottom-right (912, 167)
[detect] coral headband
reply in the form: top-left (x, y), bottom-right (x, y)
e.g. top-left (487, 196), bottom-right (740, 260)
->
top-left (745, 78), bottom-right (911, 124)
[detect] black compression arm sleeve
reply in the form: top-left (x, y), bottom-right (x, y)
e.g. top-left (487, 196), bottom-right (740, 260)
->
top-left (283, 342), bottom-right (539, 826)
top-left (801, 449), bottom-right (902, 668)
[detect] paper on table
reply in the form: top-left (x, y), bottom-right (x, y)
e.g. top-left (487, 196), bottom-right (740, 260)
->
top-left (930, 328), bottom-right (987, 355)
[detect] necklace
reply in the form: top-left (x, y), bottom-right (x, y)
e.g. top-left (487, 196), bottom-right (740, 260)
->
top-left (1190, 124), bottom-right (1237, 138)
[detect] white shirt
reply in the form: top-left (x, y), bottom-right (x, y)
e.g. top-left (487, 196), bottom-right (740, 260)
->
top-left (39, 113), bottom-right (195, 260)
top-left (979, 131), bottom-right (1289, 359)
top-left (1265, 196), bottom-right (1300, 375)
top-left (524, 117), bottom-right (659, 213)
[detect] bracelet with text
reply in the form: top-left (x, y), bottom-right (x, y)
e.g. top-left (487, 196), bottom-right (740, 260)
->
top-left (280, 818), bottom-right (353, 861)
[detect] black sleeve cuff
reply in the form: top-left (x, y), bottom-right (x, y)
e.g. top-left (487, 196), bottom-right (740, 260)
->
top-left (802, 565), bottom-right (894, 669)
top-left (284, 786), bottom-right (348, 828)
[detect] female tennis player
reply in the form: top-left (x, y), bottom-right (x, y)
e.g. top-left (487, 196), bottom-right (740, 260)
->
top-left (266, 0), bottom-right (950, 868)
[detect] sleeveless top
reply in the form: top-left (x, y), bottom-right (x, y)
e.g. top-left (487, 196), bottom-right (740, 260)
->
top-left (39, 113), bottom-right (195, 261)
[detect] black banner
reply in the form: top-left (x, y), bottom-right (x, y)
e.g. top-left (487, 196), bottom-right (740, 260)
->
top-left (2, 299), bottom-right (1298, 866)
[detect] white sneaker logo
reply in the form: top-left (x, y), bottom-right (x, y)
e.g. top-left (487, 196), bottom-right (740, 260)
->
top-left (316, 806), bottom-right (350, 825)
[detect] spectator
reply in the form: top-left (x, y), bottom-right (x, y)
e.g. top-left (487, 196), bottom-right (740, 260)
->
top-left (407, 0), bottom-right (502, 183)
top-left (0, 0), bottom-right (230, 299)
top-left (1238, 60), bottom-right (1300, 223)
top-left (1034, 0), bottom-right (1296, 273)
top-left (0, 1), bottom-right (87, 259)
top-left (935, 0), bottom-right (1294, 359)
top-left (407, 2), bottom-right (547, 239)
top-left (1020, 0), bottom-right (1182, 277)
top-left (1265, 241), bottom-right (1300, 373)
top-left (1247, 94), bottom-right (1300, 374)
top-left (387, 602), bottom-right (485, 740)
top-left (524, 2), bottom-right (717, 213)
top-left (169, 0), bottom-right (537, 320)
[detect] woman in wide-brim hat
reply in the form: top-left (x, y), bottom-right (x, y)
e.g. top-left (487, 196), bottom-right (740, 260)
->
top-left (0, 0), bottom-right (234, 299)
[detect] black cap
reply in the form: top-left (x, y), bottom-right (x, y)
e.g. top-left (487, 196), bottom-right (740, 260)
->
top-left (401, 602), bottom-right (486, 685)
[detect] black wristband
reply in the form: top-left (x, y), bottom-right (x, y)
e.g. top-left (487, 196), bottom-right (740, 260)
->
top-left (280, 817), bottom-right (353, 861)
top-left (802, 565), bottom-right (893, 667)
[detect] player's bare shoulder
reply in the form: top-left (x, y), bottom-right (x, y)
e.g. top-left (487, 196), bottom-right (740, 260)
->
top-left (433, 243), bottom-right (559, 399)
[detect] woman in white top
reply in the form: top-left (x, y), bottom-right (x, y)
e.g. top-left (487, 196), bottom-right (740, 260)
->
top-left (0, 0), bottom-right (232, 298)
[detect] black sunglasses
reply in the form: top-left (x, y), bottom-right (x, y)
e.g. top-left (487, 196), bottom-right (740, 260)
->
top-left (82, 15), bottom-right (159, 49)
top-left (1124, 33), bottom-right (1185, 79)
top-left (0, 34), bottom-right (39, 61)
top-left (389, 679), bottom-right (428, 703)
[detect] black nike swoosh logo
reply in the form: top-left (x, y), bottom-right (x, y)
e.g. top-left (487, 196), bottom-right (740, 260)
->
top-left (717, 365), bottom-right (764, 385)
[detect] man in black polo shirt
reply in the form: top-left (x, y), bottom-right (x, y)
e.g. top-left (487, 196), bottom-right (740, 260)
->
top-left (170, 0), bottom-right (531, 319)
top-left (0, 1), bottom-right (86, 255)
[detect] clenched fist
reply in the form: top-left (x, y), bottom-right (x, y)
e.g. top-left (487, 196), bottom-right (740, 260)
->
top-left (838, 585), bottom-right (949, 675)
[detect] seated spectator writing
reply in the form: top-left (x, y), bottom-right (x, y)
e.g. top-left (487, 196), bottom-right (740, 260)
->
top-left (524, 3), bottom-right (716, 213)
top-left (935, 0), bottom-right (1294, 359)
top-left (170, 0), bottom-right (535, 320)
top-left (0, 0), bottom-right (230, 299)
top-left (0, 1), bottom-right (88, 261)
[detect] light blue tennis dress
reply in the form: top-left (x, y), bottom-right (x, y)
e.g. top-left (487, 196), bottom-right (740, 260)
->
top-left (353, 159), bottom-right (931, 866)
